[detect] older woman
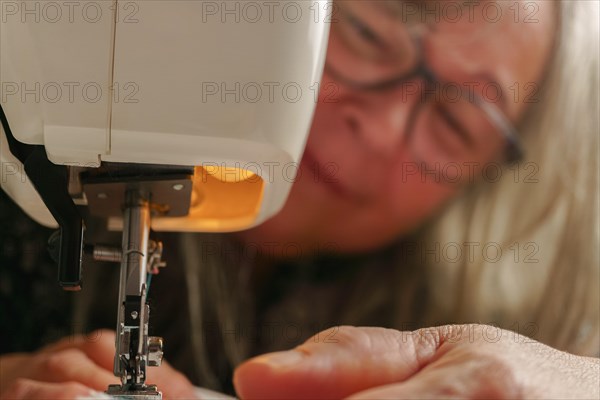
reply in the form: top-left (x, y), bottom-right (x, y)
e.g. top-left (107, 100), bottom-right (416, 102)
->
top-left (1, 0), bottom-right (598, 399)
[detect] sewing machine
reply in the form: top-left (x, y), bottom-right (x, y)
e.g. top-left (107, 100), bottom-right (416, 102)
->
top-left (1, 1), bottom-right (330, 397)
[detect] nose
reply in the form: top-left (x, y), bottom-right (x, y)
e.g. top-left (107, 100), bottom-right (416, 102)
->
top-left (338, 85), bottom-right (423, 158)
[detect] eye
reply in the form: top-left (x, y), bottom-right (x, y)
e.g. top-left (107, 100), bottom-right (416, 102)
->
top-left (345, 12), bottom-right (386, 49)
top-left (332, 3), bottom-right (404, 64)
top-left (433, 102), bottom-right (474, 148)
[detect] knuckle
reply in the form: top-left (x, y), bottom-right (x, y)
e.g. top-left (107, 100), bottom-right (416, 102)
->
top-left (474, 352), bottom-right (523, 398)
top-left (411, 326), bottom-right (443, 349)
top-left (420, 324), bottom-right (508, 346)
top-left (42, 349), bottom-right (84, 377)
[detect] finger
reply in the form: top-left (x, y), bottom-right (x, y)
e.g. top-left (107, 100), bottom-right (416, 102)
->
top-left (35, 349), bottom-right (119, 390)
top-left (146, 360), bottom-right (198, 400)
top-left (43, 331), bottom-right (197, 399)
top-left (42, 330), bottom-right (116, 371)
top-left (233, 326), bottom-right (443, 400)
top-left (0, 378), bottom-right (93, 400)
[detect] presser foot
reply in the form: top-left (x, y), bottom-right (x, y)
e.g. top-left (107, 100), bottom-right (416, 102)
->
top-left (106, 384), bottom-right (162, 400)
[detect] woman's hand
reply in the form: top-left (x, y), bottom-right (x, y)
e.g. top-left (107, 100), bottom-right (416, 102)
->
top-left (234, 325), bottom-right (600, 399)
top-left (0, 330), bottom-right (197, 399)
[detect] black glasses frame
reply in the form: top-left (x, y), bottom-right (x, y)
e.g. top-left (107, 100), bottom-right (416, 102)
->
top-left (324, 32), bottom-right (525, 165)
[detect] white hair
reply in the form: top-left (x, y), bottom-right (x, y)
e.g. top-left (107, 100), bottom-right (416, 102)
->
top-left (420, 0), bottom-right (599, 356)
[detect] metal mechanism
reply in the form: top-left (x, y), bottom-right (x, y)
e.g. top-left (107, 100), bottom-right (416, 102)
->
top-left (104, 189), bottom-right (165, 399)
top-left (79, 165), bottom-right (193, 399)
top-left (78, 173), bottom-right (181, 399)
top-left (80, 182), bottom-right (171, 399)
top-left (86, 242), bottom-right (167, 273)
top-left (4, 98), bottom-right (190, 398)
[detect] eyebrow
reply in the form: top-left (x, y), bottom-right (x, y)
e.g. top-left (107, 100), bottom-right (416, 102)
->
top-left (377, 1), bottom-right (406, 16)
top-left (375, 0), bottom-right (431, 22)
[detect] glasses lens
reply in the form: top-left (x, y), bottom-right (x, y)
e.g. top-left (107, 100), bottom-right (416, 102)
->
top-left (407, 89), bottom-right (508, 185)
top-left (328, 0), bottom-right (503, 86)
top-left (327, 1), bottom-right (420, 86)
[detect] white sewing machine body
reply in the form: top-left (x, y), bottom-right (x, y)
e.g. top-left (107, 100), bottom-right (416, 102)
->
top-left (1, 0), bottom-right (330, 232)
top-left (1, 2), bottom-right (330, 397)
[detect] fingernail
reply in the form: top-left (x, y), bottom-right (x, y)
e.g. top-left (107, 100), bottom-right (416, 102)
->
top-left (253, 350), bottom-right (305, 368)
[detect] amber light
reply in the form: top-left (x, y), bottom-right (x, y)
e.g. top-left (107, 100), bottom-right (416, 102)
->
top-left (139, 166), bottom-right (264, 232)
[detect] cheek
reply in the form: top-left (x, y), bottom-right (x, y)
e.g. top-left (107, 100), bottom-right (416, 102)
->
top-left (308, 100), bottom-right (458, 224)
top-left (309, 147), bottom-right (459, 252)
top-left (356, 155), bottom-right (459, 245)
top-left (384, 157), bottom-right (459, 226)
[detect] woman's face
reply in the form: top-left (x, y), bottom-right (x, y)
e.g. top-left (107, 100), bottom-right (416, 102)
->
top-left (237, 0), bottom-right (557, 256)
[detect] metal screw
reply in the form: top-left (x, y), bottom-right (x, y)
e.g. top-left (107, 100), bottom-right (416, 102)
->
top-left (131, 311), bottom-right (138, 320)
top-left (172, 183), bottom-right (184, 191)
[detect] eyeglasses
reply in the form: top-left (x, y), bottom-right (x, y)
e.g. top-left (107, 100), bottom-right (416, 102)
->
top-left (325, 1), bottom-right (524, 184)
